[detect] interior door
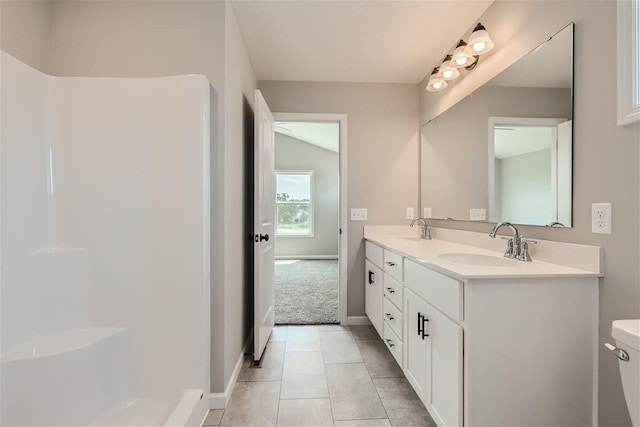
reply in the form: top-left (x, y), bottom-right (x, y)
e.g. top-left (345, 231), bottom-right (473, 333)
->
top-left (254, 89), bottom-right (275, 362)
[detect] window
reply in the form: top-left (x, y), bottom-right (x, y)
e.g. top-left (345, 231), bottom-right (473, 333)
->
top-left (618, 0), bottom-right (640, 125)
top-left (275, 171), bottom-right (314, 236)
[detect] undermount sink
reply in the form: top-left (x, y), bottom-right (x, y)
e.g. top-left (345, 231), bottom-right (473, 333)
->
top-left (438, 253), bottom-right (518, 267)
top-left (384, 237), bottom-right (423, 242)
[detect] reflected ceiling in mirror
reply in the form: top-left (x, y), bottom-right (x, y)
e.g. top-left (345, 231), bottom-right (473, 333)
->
top-left (420, 23), bottom-right (573, 227)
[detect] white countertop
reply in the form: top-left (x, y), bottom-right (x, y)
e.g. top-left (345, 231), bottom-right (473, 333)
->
top-left (365, 236), bottom-right (602, 280)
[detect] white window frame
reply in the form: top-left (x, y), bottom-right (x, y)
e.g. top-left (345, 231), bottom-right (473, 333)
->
top-left (618, 0), bottom-right (640, 126)
top-left (274, 170), bottom-right (314, 237)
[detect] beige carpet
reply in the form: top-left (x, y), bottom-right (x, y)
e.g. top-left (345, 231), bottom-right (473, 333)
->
top-left (274, 259), bottom-right (339, 324)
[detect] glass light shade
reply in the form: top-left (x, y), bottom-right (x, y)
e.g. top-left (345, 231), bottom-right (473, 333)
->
top-left (451, 44), bottom-right (477, 68)
top-left (437, 59), bottom-right (460, 81)
top-left (426, 74), bottom-right (447, 92)
top-left (464, 29), bottom-right (494, 55)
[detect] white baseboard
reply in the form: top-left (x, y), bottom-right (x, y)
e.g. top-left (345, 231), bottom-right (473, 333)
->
top-left (347, 316), bottom-right (371, 326)
top-left (275, 255), bottom-right (338, 260)
top-left (207, 332), bottom-right (252, 410)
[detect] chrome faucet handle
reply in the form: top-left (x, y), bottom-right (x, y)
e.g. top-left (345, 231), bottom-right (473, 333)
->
top-left (518, 238), bottom-right (537, 262)
top-left (501, 237), bottom-right (516, 258)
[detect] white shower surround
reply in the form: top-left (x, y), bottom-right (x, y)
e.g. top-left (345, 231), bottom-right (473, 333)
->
top-left (1, 52), bottom-right (212, 426)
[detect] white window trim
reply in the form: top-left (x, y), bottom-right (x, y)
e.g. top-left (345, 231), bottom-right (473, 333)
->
top-left (618, 0), bottom-right (640, 126)
top-left (274, 170), bottom-right (315, 237)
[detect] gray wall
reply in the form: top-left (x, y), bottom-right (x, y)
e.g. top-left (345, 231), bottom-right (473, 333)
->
top-left (259, 81), bottom-right (420, 318)
top-left (420, 2), bottom-right (640, 425)
top-left (2, 0), bottom-right (257, 395)
top-left (498, 148), bottom-right (551, 224)
top-left (421, 85), bottom-right (570, 221)
top-left (275, 133), bottom-right (339, 258)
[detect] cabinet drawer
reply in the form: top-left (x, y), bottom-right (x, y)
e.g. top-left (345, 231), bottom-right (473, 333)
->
top-left (365, 241), bottom-right (384, 268)
top-left (405, 259), bottom-right (463, 323)
top-left (383, 273), bottom-right (404, 310)
top-left (384, 297), bottom-right (404, 339)
top-left (383, 322), bottom-right (403, 369)
top-left (383, 249), bottom-right (403, 281)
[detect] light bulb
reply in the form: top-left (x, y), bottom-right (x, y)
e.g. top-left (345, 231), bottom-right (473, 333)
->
top-left (472, 41), bottom-right (486, 52)
top-left (433, 81), bottom-right (443, 90)
top-left (455, 56), bottom-right (468, 66)
top-left (442, 69), bottom-right (454, 79)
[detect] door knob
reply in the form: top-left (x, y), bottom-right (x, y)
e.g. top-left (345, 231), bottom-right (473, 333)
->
top-left (259, 234), bottom-right (269, 242)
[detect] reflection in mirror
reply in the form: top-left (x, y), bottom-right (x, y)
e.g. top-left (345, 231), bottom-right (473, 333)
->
top-left (420, 23), bottom-right (573, 227)
top-left (489, 117), bottom-right (572, 226)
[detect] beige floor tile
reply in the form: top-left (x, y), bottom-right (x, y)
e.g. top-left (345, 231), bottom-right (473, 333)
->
top-left (334, 419), bottom-right (392, 427)
top-left (320, 329), bottom-right (363, 364)
top-left (270, 326), bottom-right (288, 342)
top-left (326, 363), bottom-right (387, 421)
top-left (286, 326), bottom-right (322, 352)
top-left (203, 409), bottom-right (224, 426)
top-left (277, 398), bottom-right (333, 427)
top-left (355, 340), bottom-right (403, 378)
top-left (220, 381), bottom-right (280, 426)
top-left (237, 341), bottom-right (285, 382)
top-left (280, 351), bottom-right (329, 399)
top-left (373, 378), bottom-right (436, 427)
top-left (349, 325), bottom-right (381, 340)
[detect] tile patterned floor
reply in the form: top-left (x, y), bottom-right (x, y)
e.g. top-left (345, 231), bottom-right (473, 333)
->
top-left (203, 325), bottom-right (436, 427)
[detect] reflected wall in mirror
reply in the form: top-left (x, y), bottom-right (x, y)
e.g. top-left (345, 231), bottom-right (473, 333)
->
top-left (420, 23), bottom-right (573, 227)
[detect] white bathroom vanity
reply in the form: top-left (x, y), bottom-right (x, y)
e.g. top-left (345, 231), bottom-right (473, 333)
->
top-left (364, 226), bottom-right (602, 427)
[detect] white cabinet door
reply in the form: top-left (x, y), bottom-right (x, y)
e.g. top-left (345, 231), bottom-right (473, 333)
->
top-left (404, 289), bottom-right (429, 401)
top-left (365, 259), bottom-right (383, 336)
top-left (426, 304), bottom-right (463, 427)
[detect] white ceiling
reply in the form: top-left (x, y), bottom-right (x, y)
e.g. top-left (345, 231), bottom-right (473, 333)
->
top-left (230, 0), bottom-right (494, 84)
top-left (275, 122), bottom-right (340, 152)
top-left (494, 126), bottom-right (554, 159)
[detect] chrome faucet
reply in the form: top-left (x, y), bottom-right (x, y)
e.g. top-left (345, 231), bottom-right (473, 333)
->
top-left (410, 217), bottom-right (431, 240)
top-left (489, 222), bottom-right (521, 259)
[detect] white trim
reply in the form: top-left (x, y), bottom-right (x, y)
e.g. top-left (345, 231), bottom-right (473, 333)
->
top-left (163, 389), bottom-right (208, 427)
top-left (207, 333), bottom-right (250, 410)
top-left (275, 255), bottom-right (339, 260)
top-left (273, 113), bottom-right (349, 326)
top-left (618, 0), bottom-right (640, 126)
top-left (347, 316), bottom-right (372, 326)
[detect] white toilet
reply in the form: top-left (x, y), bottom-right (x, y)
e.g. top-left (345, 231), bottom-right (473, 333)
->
top-left (610, 319), bottom-right (640, 427)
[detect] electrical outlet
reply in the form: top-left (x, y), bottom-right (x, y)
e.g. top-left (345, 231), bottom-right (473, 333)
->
top-left (470, 208), bottom-right (486, 221)
top-left (423, 207), bottom-right (432, 218)
top-left (406, 207), bottom-right (415, 220)
top-left (350, 208), bottom-right (368, 221)
top-left (591, 203), bottom-right (611, 234)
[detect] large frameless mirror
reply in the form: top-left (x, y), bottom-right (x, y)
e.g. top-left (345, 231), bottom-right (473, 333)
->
top-left (420, 23), bottom-right (574, 227)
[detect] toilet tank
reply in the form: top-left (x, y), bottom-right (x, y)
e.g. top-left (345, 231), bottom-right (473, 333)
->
top-left (612, 319), bottom-right (640, 427)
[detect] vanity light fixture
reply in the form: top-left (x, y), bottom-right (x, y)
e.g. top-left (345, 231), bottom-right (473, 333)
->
top-left (464, 23), bottom-right (495, 55)
top-left (437, 55), bottom-right (460, 80)
top-left (450, 40), bottom-right (477, 68)
top-left (425, 23), bottom-right (494, 92)
top-left (426, 68), bottom-right (448, 92)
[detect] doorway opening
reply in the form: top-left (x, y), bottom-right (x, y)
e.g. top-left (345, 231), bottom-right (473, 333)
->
top-left (272, 114), bottom-right (347, 325)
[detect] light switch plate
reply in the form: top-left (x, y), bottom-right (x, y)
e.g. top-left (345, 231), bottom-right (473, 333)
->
top-left (591, 203), bottom-right (611, 234)
top-left (423, 207), bottom-right (432, 218)
top-left (350, 208), bottom-right (368, 221)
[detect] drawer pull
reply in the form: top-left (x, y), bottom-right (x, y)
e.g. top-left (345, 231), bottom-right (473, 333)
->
top-left (385, 287), bottom-right (395, 293)
top-left (417, 312), bottom-right (429, 339)
top-left (368, 270), bottom-right (374, 284)
top-left (385, 339), bottom-right (395, 348)
top-left (386, 261), bottom-right (397, 267)
top-left (385, 313), bottom-right (394, 320)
